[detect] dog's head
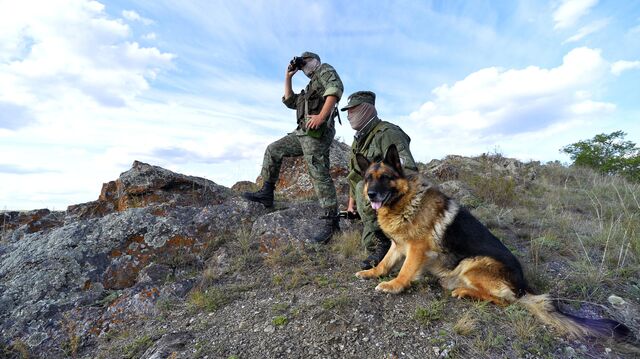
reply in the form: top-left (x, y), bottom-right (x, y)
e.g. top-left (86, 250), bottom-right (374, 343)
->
top-left (355, 144), bottom-right (408, 210)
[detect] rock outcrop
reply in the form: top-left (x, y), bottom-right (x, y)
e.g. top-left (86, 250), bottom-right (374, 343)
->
top-left (0, 140), bottom-right (354, 356)
top-left (0, 162), bottom-right (266, 353)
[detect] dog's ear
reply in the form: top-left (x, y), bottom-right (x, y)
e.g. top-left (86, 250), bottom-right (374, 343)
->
top-left (384, 144), bottom-right (404, 176)
top-left (355, 153), bottom-right (371, 175)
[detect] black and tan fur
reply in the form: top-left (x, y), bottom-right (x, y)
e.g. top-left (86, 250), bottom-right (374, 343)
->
top-left (355, 144), bottom-right (632, 340)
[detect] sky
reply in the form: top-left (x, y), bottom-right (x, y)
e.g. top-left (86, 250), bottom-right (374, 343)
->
top-left (1, 0), bottom-right (639, 210)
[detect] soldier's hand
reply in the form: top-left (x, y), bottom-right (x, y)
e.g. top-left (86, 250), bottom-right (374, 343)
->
top-left (286, 65), bottom-right (297, 78)
top-left (306, 114), bottom-right (325, 129)
top-left (347, 204), bottom-right (356, 213)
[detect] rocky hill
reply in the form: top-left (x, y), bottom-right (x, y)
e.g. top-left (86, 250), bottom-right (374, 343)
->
top-left (1, 141), bottom-right (638, 358)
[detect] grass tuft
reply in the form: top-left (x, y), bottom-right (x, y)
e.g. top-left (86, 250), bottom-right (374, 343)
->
top-left (331, 229), bottom-right (363, 259)
top-left (453, 311), bottom-right (477, 336)
top-left (414, 299), bottom-right (446, 325)
top-left (188, 287), bottom-right (231, 313)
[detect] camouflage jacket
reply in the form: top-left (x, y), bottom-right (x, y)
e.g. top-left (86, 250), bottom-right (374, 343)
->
top-left (282, 63), bottom-right (343, 134)
top-left (347, 117), bottom-right (418, 197)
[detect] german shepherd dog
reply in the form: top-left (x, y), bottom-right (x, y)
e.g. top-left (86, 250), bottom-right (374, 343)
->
top-left (355, 144), bottom-right (631, 340)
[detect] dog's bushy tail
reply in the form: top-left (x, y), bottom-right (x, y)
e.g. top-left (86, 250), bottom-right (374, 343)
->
top-left (517, 293), bottom-right (632, 340)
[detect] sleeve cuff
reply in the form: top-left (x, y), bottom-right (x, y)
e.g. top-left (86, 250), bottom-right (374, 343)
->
top-left (282, 94), bottom-right (297, 108)
top-left (323, 87), bottom-right (342, 100)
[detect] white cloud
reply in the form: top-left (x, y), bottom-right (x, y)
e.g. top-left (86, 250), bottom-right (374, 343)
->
top-left (0, 0), bottom-right (174, 113)
top-left (410, 47), bottom-right (609, 131)
top-left (611, 60), bottom-right (640, 76)
top-left (406, 47), bottom-right (615, 162)
top-left (553, 0), bottom-right (598, 29)
top-left (122, 10), bottom-right (154, 25)
top-left (570, 100), bottom-right (615, 114)
top-left (563, 18), bottom-right (609, 43)
top-left (142, 32), bottom-right (157, 40)
top-left (0, 0), bottom-right (180, 209)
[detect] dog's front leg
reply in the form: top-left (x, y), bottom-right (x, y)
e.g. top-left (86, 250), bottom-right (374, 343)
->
top-left (355, 241), bottom-right (402, 279)
top-left (375, 241), bottom-right (428, 294)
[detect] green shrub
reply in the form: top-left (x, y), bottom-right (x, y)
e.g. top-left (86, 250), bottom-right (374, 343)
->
top-left (561, 131), bottom-right (640, 182)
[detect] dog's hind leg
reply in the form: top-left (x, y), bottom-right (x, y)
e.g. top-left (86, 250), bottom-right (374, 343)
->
top-left (356, 242), bottom-right (403, 279)
top-left (451, 287), bottom-right (510, 306)
top-left (375, 241), bottom-right (429, 294)
top-left (449, 257), bottom-right (516, 306)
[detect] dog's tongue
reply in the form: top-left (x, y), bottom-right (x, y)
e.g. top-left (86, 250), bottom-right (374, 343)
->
top-left (371, 201), bottom-right (382, 210)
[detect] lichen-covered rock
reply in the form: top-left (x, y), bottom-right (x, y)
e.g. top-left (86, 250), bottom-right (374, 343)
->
top-left (67, 161), bottom-right (233, 220)
top-left (438, 180), bottom-right (480, 208)
top-left (0, 162), bottom-right (266, 356)
top-left (250, 201), bottom-right (360, 252)
top-left (1, 209), bottom-right (65, 242)
top-left (140, 331), bottom-right (193, 359)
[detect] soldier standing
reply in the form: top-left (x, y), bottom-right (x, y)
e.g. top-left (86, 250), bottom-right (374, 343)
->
top-left (341, 91), bottom-right (419, 269)
top-left (243, 52), bottom-right (343, 244)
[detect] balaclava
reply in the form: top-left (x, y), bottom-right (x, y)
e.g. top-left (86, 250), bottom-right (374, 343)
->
top-left (302, 58), bottom-right (321, 78)
top-left (348, 102), bottom-right (377, 131)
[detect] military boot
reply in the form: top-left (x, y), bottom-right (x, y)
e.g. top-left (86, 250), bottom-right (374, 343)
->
top-left (311, 209), bottom-right (340, 244)
top-left (360, 230), bottom-right (391, 270)
top-left (242, 181), bottom-right (274, 208)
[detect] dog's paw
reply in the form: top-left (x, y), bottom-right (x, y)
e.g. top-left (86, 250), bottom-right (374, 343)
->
top-left (375, 280), bottom-right (406, 294)
top-left (451, 288), bottom-right (465, 299)
top-left (355, 269), bottom-right (376, 279)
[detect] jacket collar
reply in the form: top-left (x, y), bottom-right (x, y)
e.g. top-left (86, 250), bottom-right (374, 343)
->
top-left (354, 116), bottom-right (381, 143)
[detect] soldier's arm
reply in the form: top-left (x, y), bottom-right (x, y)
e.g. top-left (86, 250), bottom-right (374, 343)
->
top-left (282, 65), bottom-right (298, 109)
top-left (347, 196), bottom-right (356, 213)
top-left (307, 66), bottom-right (343, 128)
top-left (319, 66), bottom-right (344, 100)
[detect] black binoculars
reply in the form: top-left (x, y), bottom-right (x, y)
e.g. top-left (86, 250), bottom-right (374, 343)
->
top-left (288, 56), bottom-right (306, 71)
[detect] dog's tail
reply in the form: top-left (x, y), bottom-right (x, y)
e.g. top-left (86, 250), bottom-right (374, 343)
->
top-left (517, 293), bottom-right (632, 340)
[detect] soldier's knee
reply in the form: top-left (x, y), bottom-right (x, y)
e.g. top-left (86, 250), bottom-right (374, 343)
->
top-left (265, 142), bottom-right (281, 160)
top-left (304, 155), bottom-right (330, 177)
top-left (265, 142), bottom-right (275, 154)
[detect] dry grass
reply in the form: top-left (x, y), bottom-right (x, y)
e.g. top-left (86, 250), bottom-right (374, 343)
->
top-left (465, 174), bottom-right (517, 207)
top-left (263, 242), bottom-right (308, 269)
top-left (1, 340), bottom-right (30, 359)
top-left (461, 160), bottom-right (640, 303)
top-left (62, 315), bottom-right (80, 359)
top-left (505, 306), bottom-right (538, 340)
top-left (537, 170), bottom-right (639, 299)
top-left (330, 229), bottom-right (363, 259)
top-left (453, 311), bottom-right (477, 336)
top-left (187, 287), bottom-right (232, 313)
top-left (446, 158), bottom-right (640, 354)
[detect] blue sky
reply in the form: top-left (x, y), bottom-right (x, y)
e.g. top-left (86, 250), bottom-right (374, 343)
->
top-left (1, 0), bottom-right (639, 210)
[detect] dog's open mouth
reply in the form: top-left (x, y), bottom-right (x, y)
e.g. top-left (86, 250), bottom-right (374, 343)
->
top-left (370, 193), bottom-right (390, 210)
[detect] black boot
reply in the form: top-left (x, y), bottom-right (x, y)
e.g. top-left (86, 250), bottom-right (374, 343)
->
top-left (242, 181), bottom-right (274, 208)
top-left (360, 230), bottom-right (391, 270)
top-left (311, 209), bottom-right (340, 244)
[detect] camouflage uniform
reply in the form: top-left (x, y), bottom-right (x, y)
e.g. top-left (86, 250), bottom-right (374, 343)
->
top-left (260, 56), bottom-right (343, 212)
top-left (346, 114), bottom-right (418, 253)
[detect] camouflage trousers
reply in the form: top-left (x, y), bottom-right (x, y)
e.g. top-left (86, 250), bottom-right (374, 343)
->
top-left (354, 180), bottom-right (382, 253)
top-left (260, 126), bottom-right (338, 212)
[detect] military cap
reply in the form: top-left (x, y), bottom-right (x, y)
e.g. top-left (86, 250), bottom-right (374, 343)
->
top-left (340, 91), bottom-right (376, 111)
top-left (300, 51), bottom-right (321, 62)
